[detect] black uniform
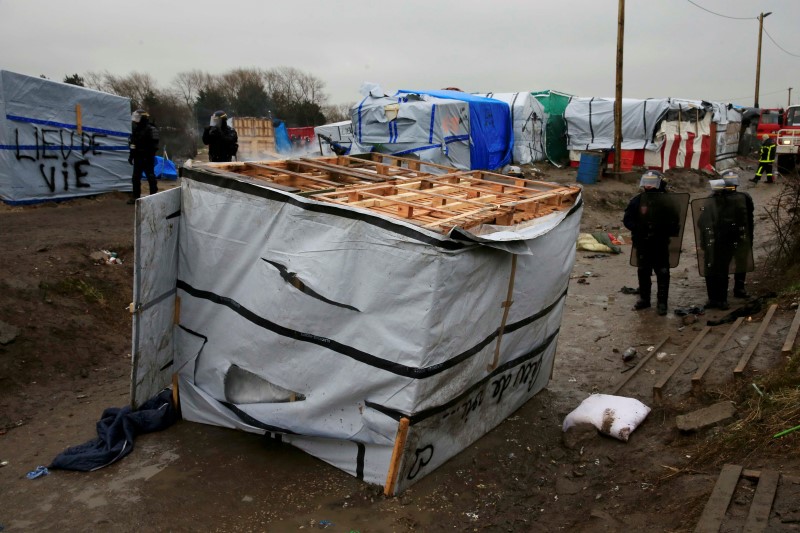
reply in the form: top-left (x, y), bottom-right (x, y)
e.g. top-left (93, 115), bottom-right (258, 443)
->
top-left (129, 117), bottom-right (159, 199)
top-left (202, 122), bottom-right (238, 163)
top-left (700, 190), bottom-right (754, 304)
top-left (623, 188), bottom-right (681, 311)
top-left (753, 138), bottom-right (776, 183)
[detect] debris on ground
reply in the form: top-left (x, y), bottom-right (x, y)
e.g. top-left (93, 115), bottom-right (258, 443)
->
top-left (563, 394), bottom-right (651, 442)
top-left (25, 466), bottom-right (49, 480)
top-left (620, 286), bottom-right (639, 295)
top-left (90, 250), bottom-right (123, 265)
top-left (0, 320), bottom-right (19, 345)
top-left (622, 347), bottom-right (637, 362)
top-left (674, 305), bottom-right (705, 316)
top-left (676, 401), bottom-right (737, 432)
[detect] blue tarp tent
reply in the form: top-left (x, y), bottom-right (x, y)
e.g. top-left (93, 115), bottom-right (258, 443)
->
top-left (396, 90), bottom-right (514, 170)
top-left (274, 122), bottom-right (292, 153)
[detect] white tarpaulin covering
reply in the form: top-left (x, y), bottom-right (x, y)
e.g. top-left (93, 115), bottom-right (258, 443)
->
top-left (134, 168), bottom-right (582, 492)
top-left (565, 97), bottom-right (671, 152)
top-left (314, 120), bottom-right (354, 155)
top-left (0, 70), bottom-right (131, 204)
top-left (352, 93), bottom-right (473, 171)
top-left (710, 102), bottom-right (742, 170)
top-left (475, 92), bottom-right (545, 165)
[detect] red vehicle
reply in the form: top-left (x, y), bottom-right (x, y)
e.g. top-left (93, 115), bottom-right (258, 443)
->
top-left (776, 105), bottom-right (800, 160)
top-left (756, 108), bottom-right (784, 143)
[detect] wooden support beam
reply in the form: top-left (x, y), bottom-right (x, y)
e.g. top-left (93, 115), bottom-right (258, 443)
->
top-left (743, 470), bottom-right (780, 533)
top-left (695, 464), bottom-right (743, 533)
top-left (384, 417), bottom-right (410, 496)
top-left (654, 326), bottom-right (710, 404)
top-left (692, 317), bottom-right (744, 394)
top-left (487, 255), bottom-right (517, 371)
top-left (734, 304), bottom-right (778, 376)
top-left (609, 336), bottom-right (669, 395)
top-left (781, 304), bottom-right (800, 355)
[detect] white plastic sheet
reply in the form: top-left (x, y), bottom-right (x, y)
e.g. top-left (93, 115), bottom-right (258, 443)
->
top-left (0, 70), bottom-right (131, 203)
top-left (136, 168), bottom-right (582, 491)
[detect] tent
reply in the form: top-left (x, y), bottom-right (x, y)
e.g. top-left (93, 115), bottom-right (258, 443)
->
top-left (352, 90), bottom-right (513, 171)
top-left (0, 70), bottom-right (131, 204)
top-left (475, 92), bottom-right (545, 165)
top-left (130, 157), bottom-right (582, 494)
top-left (564, 97), bottom-right (741, 172)
top-left (532, 90), bottom-right (573, 166)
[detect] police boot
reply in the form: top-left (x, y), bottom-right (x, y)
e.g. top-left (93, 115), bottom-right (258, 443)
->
top-left (655, 268), bottom-right (670, 316)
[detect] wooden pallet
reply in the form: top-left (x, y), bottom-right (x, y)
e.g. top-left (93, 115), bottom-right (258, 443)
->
top-left (314, 174), bottom-right (578, 233)
top-left (203, 156), bottom-right (580, 233)
top-left (695, 466), bottom-right (780, 533)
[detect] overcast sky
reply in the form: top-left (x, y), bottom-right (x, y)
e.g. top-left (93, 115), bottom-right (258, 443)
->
top-left (1, 0), bottom-right (798, 108)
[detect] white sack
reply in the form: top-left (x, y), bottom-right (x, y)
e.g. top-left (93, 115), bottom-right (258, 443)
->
top-left (562, 394), bottom-right (650, 442)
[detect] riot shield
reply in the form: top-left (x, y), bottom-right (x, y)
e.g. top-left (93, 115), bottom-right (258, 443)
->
top-left (692, 192), bottom-right (754, 277)
top-left (630, 192), bottom-right (690, 269)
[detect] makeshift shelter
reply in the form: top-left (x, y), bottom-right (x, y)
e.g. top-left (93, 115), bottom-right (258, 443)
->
top-left (475, 92), bottom-right (546, 165)
top-left (352, 90), bottom-right (513, 171)
top-left (131, 153), bottom-right (582, 494)
top-left (314, 120), bottom-right (354, 156)
top-left (564, 97), bottom-right (741, 172)
top-left (532, 90), bottom-right (573, 166)
top-left (0, 70), bottom-right (131, 204)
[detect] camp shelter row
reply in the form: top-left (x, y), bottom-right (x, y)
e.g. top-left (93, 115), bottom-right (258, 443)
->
top-left (315, 89), bottom-right (747, 174)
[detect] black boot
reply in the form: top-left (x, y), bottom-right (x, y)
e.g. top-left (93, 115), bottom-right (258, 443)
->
top-left (655, 267), bottom-right (670, 317)
top-left (633, 299), bottom-right (651, 310)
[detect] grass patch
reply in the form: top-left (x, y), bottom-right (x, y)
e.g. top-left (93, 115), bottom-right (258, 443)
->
top-left (683, 349), bottom-right (800, 471)
top-left (40, 277), bottom-right (106, 305)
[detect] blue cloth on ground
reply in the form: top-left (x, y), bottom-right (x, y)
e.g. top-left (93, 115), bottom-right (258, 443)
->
top-left (49, 389), bottom-right (177, 472)
top-left (26, 465), bottom-right (49, 479)
top-left (154, 156), bottom-right (178, 179)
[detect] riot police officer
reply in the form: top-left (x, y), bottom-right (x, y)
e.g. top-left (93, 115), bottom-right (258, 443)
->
top-left (623, 170), bottom-right (685, 316)
top-left (696, 171), bottom-right (755, 309)
top-left (128, 109), bottom-right (159, 204)
top-left (202, 110), bottom-right (239, 163)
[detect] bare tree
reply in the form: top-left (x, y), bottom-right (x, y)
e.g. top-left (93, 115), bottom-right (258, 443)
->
top-left (84, 71), bottom-right (158, 109)
top-left (172, 70), bottom-right (212, 111)
top-left (321, 102), bottom-right (355, 123)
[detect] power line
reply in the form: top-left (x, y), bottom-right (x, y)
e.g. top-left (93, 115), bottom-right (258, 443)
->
top-left (763, 27), bottom-right (800, 59)
top-left (721, 89), bottom-right (787, 103)
top-left (685, 0), bottom-right (755, 20)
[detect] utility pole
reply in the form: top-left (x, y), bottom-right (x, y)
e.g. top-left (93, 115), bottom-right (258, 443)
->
top-left (754, 11), bottom-right (772, 108)
top-left (613, 0), bottom-right (625, 174)
top-left (790, 87), bottom-right (793, 107)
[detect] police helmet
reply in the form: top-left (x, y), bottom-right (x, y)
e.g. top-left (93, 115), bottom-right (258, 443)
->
top-left (131, 109), bottom-right (149, 123)
top-left (720, 170), bottom-right (739, 189)
top-left (210, 110), bottom-right (228, 127)
top-left (709, 179), bottom-right (727, 191)
top-left (639, 170), bottom-right (664, 190)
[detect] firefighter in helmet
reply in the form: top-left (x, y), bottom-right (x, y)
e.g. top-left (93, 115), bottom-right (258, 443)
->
top-left (751, 134), bottom-right (776, 184)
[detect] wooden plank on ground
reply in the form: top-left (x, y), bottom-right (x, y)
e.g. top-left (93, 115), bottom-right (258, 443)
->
top-left (654, 326), bottom-right (710, 404)
top-left (743, 470), bottom-right (780, 533)
top-left (734, 304), bottom-right (778, 376)
top-left (695, 464), bottom-right (743, 533)
top-left (692, 318), bottom-right (744, 394)
top-left (609, 336), bottom-right (669, 395)
top-left (781, 304), bottom-right (800, 355)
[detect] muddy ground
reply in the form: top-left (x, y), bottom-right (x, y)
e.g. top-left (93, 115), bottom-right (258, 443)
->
top-left (1, 160), bottom-right (798, 532)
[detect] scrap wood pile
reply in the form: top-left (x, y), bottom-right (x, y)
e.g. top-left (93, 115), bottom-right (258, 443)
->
top-left (202, 153), bottom-right (580, 234)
